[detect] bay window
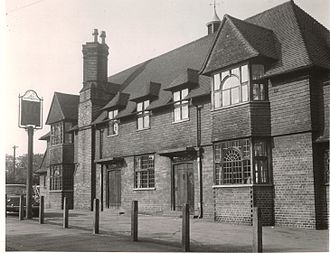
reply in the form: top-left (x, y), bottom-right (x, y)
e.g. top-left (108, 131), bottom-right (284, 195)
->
top-left (50, 122), bottom-right (63, 145)
top-left (214, 138), bottom-right (271, 185)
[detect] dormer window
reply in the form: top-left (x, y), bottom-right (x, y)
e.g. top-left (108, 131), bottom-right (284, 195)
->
top-left (107, 109), bottom-right (118, 136)
top-left (50, 122), bottom-right (63, 145)
top-left (213, 64), bottom-right (266, 109)
top-left (137, 100), bottom-right (150, 130)
top-left (173, 88), bottom-right (189, 122)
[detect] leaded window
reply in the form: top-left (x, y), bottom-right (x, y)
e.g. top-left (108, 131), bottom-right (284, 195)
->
top-left (173, 88), bottom-right (189, 122)
top-left (134, 154), bottom-right (155, 188)
top-left (50, 122), bottom-right (63, 145)
top-left (214, 139), bottom-right (251, 185)
top-left (251, 64), bottom-right (266, 101)
top-left (214, 138), bottom-right (271, 185)
top-left (50, 165), bottom-right (62, 190)
top-left (137, 100), bottom-right (150, 130)
top-left (107, 110), bottom-right (119, 136)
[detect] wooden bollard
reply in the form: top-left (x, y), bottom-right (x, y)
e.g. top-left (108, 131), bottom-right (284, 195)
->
top-left (253, 207), bottom-right (262, 253)
top-left (131, 200), bottom-right (138, 241)
top-left (182, 203), bottom-right (190, 252)
top-left (63, 197), bottom-right (69, 228)
top-left (39, 196), bottom-right (44, 224)
top-left (93, 199), bottom-right (100, 234)
top-left (19, 195), bottom-right (24, 221)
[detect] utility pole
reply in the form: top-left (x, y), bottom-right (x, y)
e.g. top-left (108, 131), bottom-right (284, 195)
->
top-left (12, 145), bottom-right (18, 178)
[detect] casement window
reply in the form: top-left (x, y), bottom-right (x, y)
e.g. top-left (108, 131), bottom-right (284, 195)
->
top-left (251, 64), bottom-right (266, 101)
top-left (107, 110), bottom-right (119, 136)
top-left (173, 88), bottom-right (189, 122)
top-left (214, 138), bottom-right (270, 185)
top-left (213, 64), bottom-right (267, 108)
top-left (137, 100), bottom-right (150, 130)
top-left (50, 165), bottom-right (62, 190)
top-left (134, 154), bottom-right (155, 189)
top-left (50, 122), bottom-right (63, 145)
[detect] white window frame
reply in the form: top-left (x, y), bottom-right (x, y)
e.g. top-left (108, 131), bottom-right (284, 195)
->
top-left (173, 88), bottom-right (189, 123)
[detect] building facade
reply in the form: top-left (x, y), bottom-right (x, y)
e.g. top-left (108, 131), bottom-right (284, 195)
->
top-left (38, 1), bottom-right (330, 229)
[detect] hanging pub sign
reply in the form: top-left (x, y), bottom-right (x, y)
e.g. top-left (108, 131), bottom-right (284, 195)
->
top-left (19, 90), bottom-right (43, 129)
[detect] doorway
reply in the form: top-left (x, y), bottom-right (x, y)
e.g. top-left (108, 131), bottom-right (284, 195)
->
top-left (173, 163), bottom-right (194, 212)
top-left (106, 169), bottom-right (121, 208)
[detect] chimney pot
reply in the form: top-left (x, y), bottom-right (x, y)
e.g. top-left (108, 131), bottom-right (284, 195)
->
top-left (92, 29), bottom-right (99, 43)
top-left (100, 31), bottom-right (106, 44)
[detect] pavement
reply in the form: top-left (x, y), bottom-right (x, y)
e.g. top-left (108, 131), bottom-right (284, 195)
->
top-left (5, 208), bottom-right (329, 252)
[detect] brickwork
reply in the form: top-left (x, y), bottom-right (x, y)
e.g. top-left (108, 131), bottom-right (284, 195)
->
top-left (272, 132), bottom-right (316, 228)
top-left (74, 128), bottom-right (92, 209)
top-left (48, 192), bottom-right (62, 209)
top-left (214, 186), bottom-right (252, 225)
top-left (253, 186), bottom-right (274, 226)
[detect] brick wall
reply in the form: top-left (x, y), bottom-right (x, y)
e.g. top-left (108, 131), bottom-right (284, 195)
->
top-left (272, 132), bottom-right (316, 228)
top-left (48, 191), bottom-right (62, 209)
top-left (214, 186), bottom-right (252, 225)
top-left (201, 145), bottom-right (214, 219)
top-left (253, 186), bottom-right (274, 226)
top-left (74, 128), bottom-right (92, 209)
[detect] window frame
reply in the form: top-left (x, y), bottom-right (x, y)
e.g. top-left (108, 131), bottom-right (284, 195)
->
top-left (173, 88), bottom-right (189, 123)
top-left (136, 100), bottom-right (150, 130)
top-left (134, 154), bottom-right (155, 189)
top-left (107, 110), bottom-right (119, 136)
top-left (50, 121), bottom-right (64, 146)
top-left (50, 165), bottom-right (62, 191)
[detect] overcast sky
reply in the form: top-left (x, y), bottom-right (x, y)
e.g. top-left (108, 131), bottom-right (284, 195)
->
top-left (2, 0), bottom-right (329, 157)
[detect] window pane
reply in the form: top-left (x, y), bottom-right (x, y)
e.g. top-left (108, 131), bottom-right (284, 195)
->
top-left (221, 70), bottom-right (230, 81)
top-left (182, 103), bottom-right (189, 119)
top-left (174, 106), bottom-right (181, 121)
top-left (173, 91), bottom-right (180, 102)
top-left (222, 76), bottom-right (240, 89)
top-left (252, 64), bottom-right (264, 80)
top-left (241, 65), bottom-right (249, 83)
top-left (242, 84), bottom-right (249, 102)
top-left (137, 102), bottom-right (143, 112)
top-left (114, 110), bottom-right (118, 117)
top-left (214, 73), bottom-right (221, 90)
top-left (113, 122), bottom-right (119, 135)
top-left (254, 140), bottom-right (267, 156)
top-left (222, 90), bottom-right (230, 106)
top-left (144, 114), bottom-right (150, 128)
top-left (137, 116), bottom-right (143, 129)
top-left (231, 68), bottom-right (240, 78)
top-left (144, 100), bottom-right (150, 109)
top-left (181, 88), bottom-right (189, 99)
top-left (214, 91), bottom-right (221, 108)
top-left (231, 87), bottom-right (240, 104)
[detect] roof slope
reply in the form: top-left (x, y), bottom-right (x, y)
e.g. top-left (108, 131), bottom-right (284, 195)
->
top-left (104, 34), bottom-right (216, 119)
top-left (46, 92), bottom-right (79, 124)
top-left (202, 1), bottom-right (330, 76)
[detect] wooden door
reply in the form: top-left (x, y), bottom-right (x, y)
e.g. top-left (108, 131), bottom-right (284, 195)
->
top-left (174, 163), bottom-right (194, 212)
top-left (107, 170), bottom-right (121, 208)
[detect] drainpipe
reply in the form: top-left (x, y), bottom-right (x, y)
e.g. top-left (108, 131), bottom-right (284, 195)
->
top-left (196, 105), bottom-right (203, 218)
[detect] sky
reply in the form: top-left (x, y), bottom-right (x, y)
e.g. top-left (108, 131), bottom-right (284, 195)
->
top-left (1, 0), bottom-right (330, 157)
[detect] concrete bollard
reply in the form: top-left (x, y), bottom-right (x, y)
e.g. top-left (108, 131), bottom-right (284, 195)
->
top-left (63, 197), bottom-right (69, 229)
top-left (93, 198), bottom-right (100, 234)
top-left (182, 203), bottom-right (190, 252)
top-left (39, 196), bottom-right (44, 224)
top-left (253, 207), bottom-right (263, 253)
top-left (131, 200), bottom-right (138, 241)
top-left (19, 195), bottom-right (24, 221)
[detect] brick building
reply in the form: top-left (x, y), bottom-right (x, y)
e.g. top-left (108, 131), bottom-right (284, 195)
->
top-left (37, 1), bottom-right (330, 229)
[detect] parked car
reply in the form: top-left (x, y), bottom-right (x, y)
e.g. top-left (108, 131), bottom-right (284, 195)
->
top-left (6, 184), bottom-right (39, 216)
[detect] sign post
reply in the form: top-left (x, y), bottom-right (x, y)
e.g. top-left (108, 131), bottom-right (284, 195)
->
top-left (19, 90), bottom-right (43, 219)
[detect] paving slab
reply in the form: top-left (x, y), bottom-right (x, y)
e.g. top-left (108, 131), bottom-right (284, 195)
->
top-left (5, 209), bottom-right (329, 252)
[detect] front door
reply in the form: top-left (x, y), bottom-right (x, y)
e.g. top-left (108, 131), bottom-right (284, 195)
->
top-left (107, 170), bottom-right (121, 208)
top-left (174, 163), bottom-right (194, 212)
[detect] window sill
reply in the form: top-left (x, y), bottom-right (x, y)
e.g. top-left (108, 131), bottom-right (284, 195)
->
top-left (133, 187), bottom-right (156, 191)
top-left (211, 101), bottom-right (249, 112)
top-left (49, 190), bottom-right (62, 193)
top-left (212, 183), bottom-right (273, 188)
top-left (136, 127), bottom-right (151, 132)
top-left (107, 134), bottom-right (118, 137)
top-left (172, 118), bottom-right (189, 124)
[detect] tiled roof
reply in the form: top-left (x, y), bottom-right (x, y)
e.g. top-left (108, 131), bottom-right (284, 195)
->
top-left (45, 92), bottom-right (79, 124)
top-left (104, 34), bottom-right (216, 119)
top-left (39, 132), bottom-right (50, 140)
top-left (102, 92), bottom-right (130, 111)
top-left (164, 69), bottom-right (199, 91)
top-left (35, 149), bottom-right (48, 174)
top-left (201, 1), bottom-right (330, 76)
